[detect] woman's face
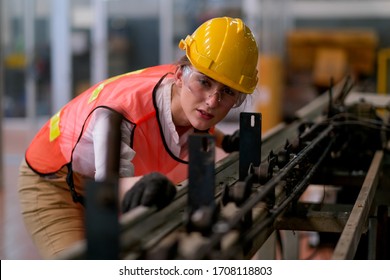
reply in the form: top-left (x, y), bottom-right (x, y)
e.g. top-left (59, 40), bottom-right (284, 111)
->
top-left (173, 66), bottom-right (241, 131)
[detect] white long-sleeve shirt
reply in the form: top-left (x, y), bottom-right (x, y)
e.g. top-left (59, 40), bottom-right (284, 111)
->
top-left (71, 77), bottom-right (193, 181)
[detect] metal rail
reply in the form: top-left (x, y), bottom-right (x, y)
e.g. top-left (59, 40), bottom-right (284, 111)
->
top-left (332, 151), bottom-right (383, 260)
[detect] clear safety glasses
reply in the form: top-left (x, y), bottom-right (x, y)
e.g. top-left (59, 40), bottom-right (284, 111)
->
top-left (182, 67), bottom-right (241, 108)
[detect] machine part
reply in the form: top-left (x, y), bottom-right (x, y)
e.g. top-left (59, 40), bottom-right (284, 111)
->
top-left (194, 125), bottom-right (336, 259)
top-left (239, 112), bottom-right (262, 181)
top-left (186, 134), bottom-right (217, 235)
top-left (222, 177), bottom-right (253, 207)
top-left (332, 151), bottom-right (383, 260)
top-left (238, 112), bottom-right (261, 253)
top-left (85, 179), bottom-right (119, 259)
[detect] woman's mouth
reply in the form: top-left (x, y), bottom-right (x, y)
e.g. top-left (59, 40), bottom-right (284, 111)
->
top-left (197, 109), bottom-right (214, 120)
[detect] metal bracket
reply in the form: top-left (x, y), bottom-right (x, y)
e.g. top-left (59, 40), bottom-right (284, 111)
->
top-left (85, 179), bottom-right (119, 259)
top-left (186, 134), bottom-right (217, 235)
top-left (239, 112), bottom-right (262, 181)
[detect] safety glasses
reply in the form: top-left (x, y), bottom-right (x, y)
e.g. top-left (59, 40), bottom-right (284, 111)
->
top-left (182, 67), bottom-right (241, 108)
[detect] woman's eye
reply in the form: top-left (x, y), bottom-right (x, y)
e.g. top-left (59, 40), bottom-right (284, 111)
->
top-left (222, 88), bottom-right (235, 97)
top-left (198, 78), bottom-right (211, 88)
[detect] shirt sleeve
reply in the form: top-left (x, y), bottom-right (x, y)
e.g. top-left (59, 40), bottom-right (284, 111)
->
top-left (92, 108), bottom-right (135, 181)
top-left (119, 121), bottom-right (135, 178)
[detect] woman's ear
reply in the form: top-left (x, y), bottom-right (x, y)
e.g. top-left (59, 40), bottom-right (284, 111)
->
top-left (174, 66), bottom-right (184, 88)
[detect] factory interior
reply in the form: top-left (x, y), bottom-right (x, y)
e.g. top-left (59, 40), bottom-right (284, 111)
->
top-left (1, 0), bottom-right (390, 260)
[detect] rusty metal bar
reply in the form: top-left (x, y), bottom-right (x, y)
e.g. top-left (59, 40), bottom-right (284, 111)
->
top-left (332, 151), bottom-right (383, 260)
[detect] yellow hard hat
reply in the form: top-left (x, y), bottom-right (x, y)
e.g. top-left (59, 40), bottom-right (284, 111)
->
top-left (179, 17), bottom-right (259, 94)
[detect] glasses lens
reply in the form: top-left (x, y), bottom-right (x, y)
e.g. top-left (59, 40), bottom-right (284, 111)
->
top-left (185, 68), bottom-right (239, 107)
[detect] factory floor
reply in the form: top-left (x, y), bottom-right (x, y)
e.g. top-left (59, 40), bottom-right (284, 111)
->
top-left (0, 77), bottom-right (350, 259)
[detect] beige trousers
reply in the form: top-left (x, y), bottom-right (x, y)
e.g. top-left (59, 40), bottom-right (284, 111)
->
top-left (18, 159), bottom-right (85, 259)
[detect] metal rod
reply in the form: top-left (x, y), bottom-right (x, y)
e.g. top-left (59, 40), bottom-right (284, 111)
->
top-left (332, 151), bottom-right (383, 260)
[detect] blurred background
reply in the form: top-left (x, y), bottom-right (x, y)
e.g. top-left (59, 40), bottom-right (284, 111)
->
top-left (1, 0), bottom-right (389, 259)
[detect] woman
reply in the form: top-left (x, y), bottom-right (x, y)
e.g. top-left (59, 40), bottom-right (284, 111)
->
top-left (18, 16), bottom-right (259, 258)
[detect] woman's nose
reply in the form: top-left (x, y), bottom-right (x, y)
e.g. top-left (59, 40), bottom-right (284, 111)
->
top-left (206, 91), bottom-right (221, 107)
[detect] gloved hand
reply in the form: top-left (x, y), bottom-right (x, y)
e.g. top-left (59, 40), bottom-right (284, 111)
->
top-left (121, 172), bottom-right (177, 213)
top-left (221, 130), bottom-right (240, 153)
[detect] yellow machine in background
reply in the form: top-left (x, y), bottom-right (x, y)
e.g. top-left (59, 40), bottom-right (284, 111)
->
top-left (377, 48), bottom-right (390, 94)
top-left (286, 29), bottom-right (378, 88)
top-left (255, 29), bottom-right (380, 134)
top-left (256, 54), bottom-right (284, 134)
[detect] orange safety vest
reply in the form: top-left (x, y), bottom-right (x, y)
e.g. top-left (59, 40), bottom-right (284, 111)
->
top-left (25, 64), bottom-right (189, 184)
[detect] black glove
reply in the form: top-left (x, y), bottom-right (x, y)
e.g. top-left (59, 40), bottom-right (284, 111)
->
top-left (121, 172), bottom-right (177, 213)
top-left (221, 130), bottom-right (240, 153)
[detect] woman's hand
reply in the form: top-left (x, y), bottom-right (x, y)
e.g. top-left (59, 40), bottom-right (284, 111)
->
top-left (121, 172), bottom-right (177, 213)
top-left (221, 129), bottom-right (240, 153)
